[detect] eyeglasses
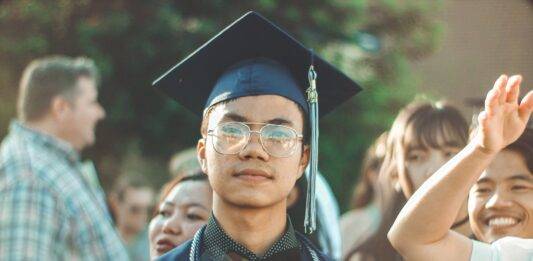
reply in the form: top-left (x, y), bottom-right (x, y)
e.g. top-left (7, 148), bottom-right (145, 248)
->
top-left (207, 122), bottom-right (303, 157)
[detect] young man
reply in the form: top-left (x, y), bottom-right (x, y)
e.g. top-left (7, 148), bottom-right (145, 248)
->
top-left (388, 75), bottom-right (533, 260)
top-left (153, 12), bottom-right (361, 260)
top-left (0, 56), bottom-right (128, 260)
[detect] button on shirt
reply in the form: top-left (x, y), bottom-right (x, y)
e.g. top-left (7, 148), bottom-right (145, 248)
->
top-left (0, 121), bottom-right (128, 260)
top-left (202, 215), bottom-right (301, 260)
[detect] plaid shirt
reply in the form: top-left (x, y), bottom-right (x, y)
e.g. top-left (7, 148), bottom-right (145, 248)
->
top-left (0, 121), bottom-right (129, 260)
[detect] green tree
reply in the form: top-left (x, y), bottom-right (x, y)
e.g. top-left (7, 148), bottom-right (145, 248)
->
top-left (0, 0), bottom-right (442, 209)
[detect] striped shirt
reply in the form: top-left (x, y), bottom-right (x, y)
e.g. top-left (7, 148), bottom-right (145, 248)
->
top-left (0, 121), bottom-right (128, 260)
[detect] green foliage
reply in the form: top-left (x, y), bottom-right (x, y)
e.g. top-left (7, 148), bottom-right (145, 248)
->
top-left (0, 0), bottom-right (442, 211)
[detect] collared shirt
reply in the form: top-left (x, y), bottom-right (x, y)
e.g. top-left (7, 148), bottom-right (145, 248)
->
top-left (201, 215), bottom-right (301, 260)
top-left (0, 121), bottom-right (128, 260)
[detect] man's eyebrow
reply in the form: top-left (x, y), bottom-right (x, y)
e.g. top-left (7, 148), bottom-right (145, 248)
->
top-left (506, 175), bottom-right (533, 183)
top-left (220, 113), bottom-right (294, 126)
top-left (221, 113), bottom-right (248, 122)
top-left (267, 117), bottom-right (293, 126)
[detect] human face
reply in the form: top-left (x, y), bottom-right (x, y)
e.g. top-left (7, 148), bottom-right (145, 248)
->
top-left (149, 180), bottom-right (212, 258)
top-left (469, 150), bottom-right (533, 243)
top-left (401, 143), bottom-right (461, 198)
top-left (198, 95), bottom-right (309, 208)
top-left (59, 76), bottom-right (106, 151)
top-left (116, 187), bottom-right (154, 238)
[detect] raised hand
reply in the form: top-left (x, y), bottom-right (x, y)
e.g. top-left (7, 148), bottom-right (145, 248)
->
top-left (475, 75), bottom-right (533, 155)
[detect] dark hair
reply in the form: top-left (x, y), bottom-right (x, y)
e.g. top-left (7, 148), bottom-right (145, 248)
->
top-left (152, 172), bottom-right (209, 218)
top-left (505, 128), bottom-right (533, 173)
top-left (200, 97), bottom-right (310, 145)
top-left (17, 56), bottom-right (99, 122)
top-left (350, 132), bottom-right (388, 209)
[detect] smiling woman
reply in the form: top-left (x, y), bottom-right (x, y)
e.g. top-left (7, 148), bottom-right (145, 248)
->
top-left (468, 128), bottom-right (533, 243)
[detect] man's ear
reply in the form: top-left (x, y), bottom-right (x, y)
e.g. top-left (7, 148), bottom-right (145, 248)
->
top-left (50, 96), bottom-right (71, 121)
top-left (297, 145), bottom-right (310, 179)
top-left (197, 138), bottom-right (208, 174)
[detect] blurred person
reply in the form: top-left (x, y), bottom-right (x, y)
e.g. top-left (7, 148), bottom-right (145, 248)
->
top-left (288, 168), bottom-right (342, 260)
top-left (0, 56), bottom-right (128, 259)
top-left (110, 173), bottom-right (155, 261)
top-left (347, 100), bottom-right (471, 260)
top-left (153, 12), bottom-right (361, 260)
top-left (388, 75), bottom-right (533, 260)
top-left (168, 147), bottom-right (202, 178)
top-left (149, 173), bottom-right (213, 259)
top-left (340, 132), bottom-right (388, 260)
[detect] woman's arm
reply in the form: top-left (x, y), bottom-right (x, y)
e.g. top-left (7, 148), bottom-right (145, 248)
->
top-left (387, 75), bottom-right (533, 261)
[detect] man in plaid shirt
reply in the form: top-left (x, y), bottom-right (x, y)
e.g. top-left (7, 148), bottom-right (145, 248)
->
top-left (0, 56), bottom-right (128, 260)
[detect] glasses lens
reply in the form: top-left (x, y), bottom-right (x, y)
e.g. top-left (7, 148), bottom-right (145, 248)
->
top-left (261, 125), bottom-right (298, 157)
top-left (212, 122), bottom-right (248, 154)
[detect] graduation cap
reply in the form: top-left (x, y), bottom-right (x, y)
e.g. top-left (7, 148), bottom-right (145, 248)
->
top-left (153, 11), bottom-right (362, 233)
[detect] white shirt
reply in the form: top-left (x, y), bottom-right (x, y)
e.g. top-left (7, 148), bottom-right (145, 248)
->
top-left (471, 237), bottom-right (533, 261)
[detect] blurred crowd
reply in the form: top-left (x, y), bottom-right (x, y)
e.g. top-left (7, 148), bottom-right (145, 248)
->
top-left (0, 21), bottom-right (531, 261)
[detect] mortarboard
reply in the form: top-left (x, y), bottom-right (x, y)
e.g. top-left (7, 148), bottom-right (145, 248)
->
top-left (153, 11), bottom-right (362, 233)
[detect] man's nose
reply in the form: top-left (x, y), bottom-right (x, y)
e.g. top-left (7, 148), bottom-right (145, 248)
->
top-left (485, 190), bottom-right (513, 209)
top-left (238, 131), bottom-right (270, 161)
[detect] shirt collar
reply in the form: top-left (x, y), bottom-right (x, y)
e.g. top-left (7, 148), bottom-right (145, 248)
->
top-left (203, 214), bottom-right (300, 260)
top-left (10, 120), bottom-right (80, 163)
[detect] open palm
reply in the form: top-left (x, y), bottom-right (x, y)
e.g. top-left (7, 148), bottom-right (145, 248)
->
top-left (476, 75), bottom-right (533, 154)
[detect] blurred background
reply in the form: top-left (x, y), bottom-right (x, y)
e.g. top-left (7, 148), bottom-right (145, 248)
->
top-left (0, 0), bottom-right (531, 212)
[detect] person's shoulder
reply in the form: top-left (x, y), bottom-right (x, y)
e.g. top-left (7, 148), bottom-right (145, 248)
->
top-left (157, 240), bottom-right (193, 261)
top-left (492, 236), bottom-right (533, 251)
top-left (1, 131), bottom-right (62, 181)
top-left (471, 237), bottom-right (533, 261)
top-left (340, 207), bottom-right (373, 229)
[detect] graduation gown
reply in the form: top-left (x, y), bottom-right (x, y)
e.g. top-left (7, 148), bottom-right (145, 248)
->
top-left (157, 226), bottom-right (331, 261)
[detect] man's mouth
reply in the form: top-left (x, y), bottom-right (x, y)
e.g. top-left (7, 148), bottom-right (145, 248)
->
top-left (233, 169), bottom-right (273, 182)
top-left (484, 216), bottom-right (522, 229)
